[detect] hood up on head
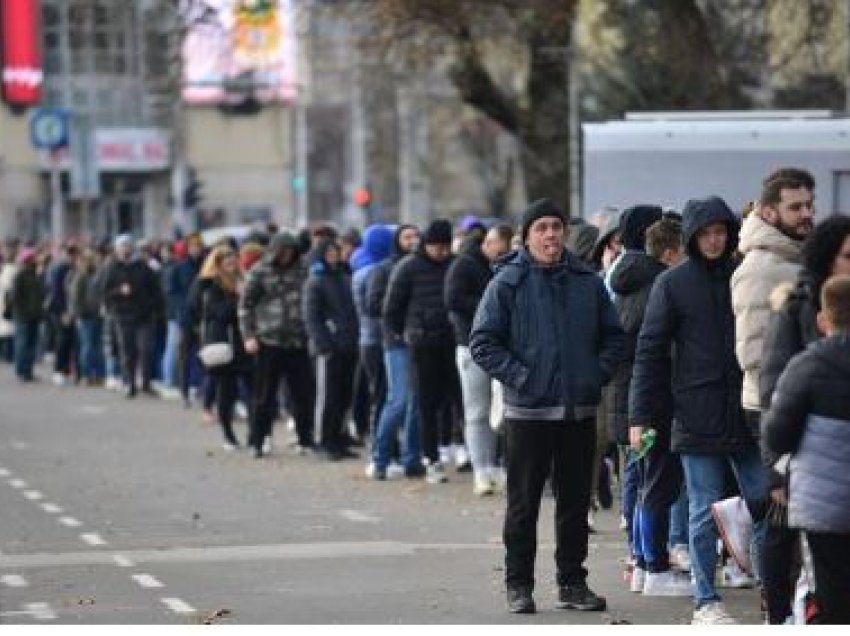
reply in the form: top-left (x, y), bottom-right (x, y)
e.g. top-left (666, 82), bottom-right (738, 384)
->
top-left (682, 196), bottom-right (740, 260)
top-left (619, 205), bottom-right (663, 252)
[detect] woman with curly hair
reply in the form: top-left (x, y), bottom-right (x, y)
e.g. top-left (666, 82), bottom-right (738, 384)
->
top-left (759, 213), bottom-right (850, 624)
top-left (194, 245), bottom-right (252, 450)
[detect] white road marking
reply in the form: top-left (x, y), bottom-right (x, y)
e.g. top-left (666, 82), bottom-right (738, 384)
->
top-left (339, 509), bottom-right (381, 524)
top-left (112, 554), bottom-right (135, 568)
top-left (0, 602), bottom-right (58, 621)
top-left (161, 598), bottom-right (196, 614)
top-left (11, 441), bottom-right (30, 450)
top-left (132, 573), bottom-right (164, 588)
top-left (80, 533), bottom-right (107, 546)
top-left (0, 468), bottom-right (9, 476)
top-left (23, 490), bottom-right (44, 500)
top-left (41, 503), bottom-right (62, 514)
top-left (1, 574), bottom-right (28, 587)
top-left (59, 516), bottom-right (82, 527)
top-left (9, 478), bottom-right (27, 489)
top-left (79, 405), bottom-right (108, 415)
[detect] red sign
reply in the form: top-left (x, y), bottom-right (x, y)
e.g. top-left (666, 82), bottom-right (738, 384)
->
top-left (1, 0), bottom-right (43, 106)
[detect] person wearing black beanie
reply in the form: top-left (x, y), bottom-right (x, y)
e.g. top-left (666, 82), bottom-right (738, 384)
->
top-left (423, 219), bottom-right (453, 245)
top-left (520, 199), bottom-right (566, 244)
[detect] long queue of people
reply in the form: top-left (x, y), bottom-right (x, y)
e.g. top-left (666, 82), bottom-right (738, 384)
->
top-left (2, 165), bottom-right (850, 625)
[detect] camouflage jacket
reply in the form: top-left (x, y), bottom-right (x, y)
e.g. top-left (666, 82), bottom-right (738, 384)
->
top-left (238, 256), bottom-right (309, 349)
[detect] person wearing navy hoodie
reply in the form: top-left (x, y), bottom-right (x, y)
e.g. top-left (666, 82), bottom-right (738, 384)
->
top-left (303, 239), bottom-right (360, 461)
top-left (471, 199), bottom-right (624, 615)
top-left (629, 197), bottom-right (769, 624)
top-left (351, 225), bottom-right (394, 440)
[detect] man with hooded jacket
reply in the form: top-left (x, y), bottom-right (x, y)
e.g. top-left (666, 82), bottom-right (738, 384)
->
top-left (239, 232), bottom-right (315, 458)
top-left (629, 196), bottom-right (770, 624)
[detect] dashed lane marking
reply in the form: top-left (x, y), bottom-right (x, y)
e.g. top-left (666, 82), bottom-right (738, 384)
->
top-left (59, 516), bottom-right (82, 528)
top-left (0, 602), bottom-right (57, 621)
top-left (161, 598), bottom-right (195, 614)
top-left (23, 490), bottom-right (44, 500)
top-left (80, 533), bottom-right (107, 546)
top-left (0, 467), bottom-right (9, 476)
top-left (132, 573), bottom-right (164, 589)
top-left (113, 555), bottom-right (135, 568)
top-left (1, 574), bottom-right (28, 587)
top-left (41, 503), bottom-right (62, 514)
top-left (339, 509), bottom-right (382, 524)
top-left (9, 478), bottom-right (27, 489)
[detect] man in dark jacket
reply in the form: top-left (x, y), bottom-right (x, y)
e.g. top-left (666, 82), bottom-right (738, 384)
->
top-left (446, 223), bottom-right (513, 495)
top-left (46, 244), bottom-right (79, 385)
top-left (103, 235), bottom-right (164, 398)
top-left (763, 274), bottom-right (850, 624)
top-left (470, 199), bottom-right (624, 615)
top-left (239, 232), bottom-right (315, 458)
top-left (383, 219), bottom-right (461, 485)
top-left (302, 239), bottom-right (360, 460)
top-left (10, 248), bottom-right (45, 382)
top-left (629, 197), bottom-right (769, 624)
top-left (172, 234), bottom-right (205, 404)
top-left (366, 224), bottom-right (423, 479)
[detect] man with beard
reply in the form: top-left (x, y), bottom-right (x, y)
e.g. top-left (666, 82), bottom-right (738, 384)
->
top-left (724, 168), bottom-right (815, 623)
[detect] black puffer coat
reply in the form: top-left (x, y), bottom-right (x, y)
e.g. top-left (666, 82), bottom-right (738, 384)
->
top-left (198, 279), bottom-right (247, 367)
top-left (609, 251), bottom-right (667, 443)
top-left (302, 242), bottom-right (359, 356)
top-left (383, 248), bottom-right (454, 347)
top-left (444, 237), bottom-right (491, 347)
top-left (629, 197), bottom-right (750, 454)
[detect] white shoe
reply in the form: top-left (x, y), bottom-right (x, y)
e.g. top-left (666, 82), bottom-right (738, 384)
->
top-left (453, 444), bottom-right (471, 469)
top-left (711, 496), bottom-right (753, 574)
top-left (619, 515), bottom-right (628, 531)
top-left (587, 508), bottom-right (596, 533)
top-left (438, 446), bottom-right (452, 467)
top-left (642, 570), bottom-right (693, 596)
top-left (473, 473), bottom-right (494, 496)
top-left (719, 560), bottom-right (756, 589)
top-left (630, 566), bottom-right (646, 593)
top-left (52, 372), bottom-right (67, 387)
top-left (426, 462), bottom-right (448, 485)
top-left (692, 601), bottom-right (737, 625)
top-left (670, 543), bottom-right (691, 572)
top-left (221, 442), bottom-right (237, 452)
top-left (234, 402), bottom-right (248, 420)
top-left (262, 437), bottom-right (273, 455)
top-left (365, 462), bottom-right (385, 480)
top-left (386, 461), bottom-right (405, 480)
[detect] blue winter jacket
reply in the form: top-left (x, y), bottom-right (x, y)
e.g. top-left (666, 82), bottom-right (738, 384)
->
top-left (170, 257), bottom-right (201, 326)
top-left (470, 248), bottom-right (624, 422)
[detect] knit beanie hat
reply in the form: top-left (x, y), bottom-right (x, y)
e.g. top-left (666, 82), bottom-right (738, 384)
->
top-left (422, 219), bottom-right (453, 245)
top-left (521, 198), bottom-right (566, 242)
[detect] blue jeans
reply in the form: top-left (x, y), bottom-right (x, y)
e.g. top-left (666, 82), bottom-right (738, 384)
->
top-left (77, 318), bottom-right (105, 380)
top-left (669, 485), bottom-right (689, 547)
top-left (14, 320), bottom-right (40, 380)
top-left (372, 346), bottom-right (421, 471)
top-left (161, 320), bottom-right (181, 388)
top-left (621, 447), bottom-right (640, 554)
top-left (681, 445), bottom-right (769, 607)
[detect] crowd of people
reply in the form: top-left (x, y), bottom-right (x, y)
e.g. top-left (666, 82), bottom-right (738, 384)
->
top-left (1, 165), bottom-right (849, 625)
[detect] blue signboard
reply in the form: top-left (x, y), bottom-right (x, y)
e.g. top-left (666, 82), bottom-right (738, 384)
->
top-left (30, 108), bottom-right (70, 150)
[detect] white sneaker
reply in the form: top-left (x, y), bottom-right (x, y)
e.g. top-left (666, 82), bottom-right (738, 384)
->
top-left (719, 560), bottom-right (756, 589)
top-left (365, 462), bottom-right (386, 480)
top-left (473, 473), bottom-right (494, 496)
top-left (630, 566), bottom-right (646, 593)
top-left (670, 544), bottom-right (691, 572)
top-left (587, 508), bottom-right (596, 533)
top-left (386, 461), bottom-right (405, 480)
top-left (642, 570), bottom-right (693, 596)
top-left (454, 444), bottom-right (471, 469)
top-left (221, 442), bottom-right (237, 452)
top-left (234, 402), bottom-right (248, 420)
top-left (711, 496), bottom-right (753, 574)
top-left (619, 515), bottom-right (628, 531)
top-left (438, 446), bottom-right (452, 467)
top-left (426, 462), bottom-right (448, 485)
top-left (52, 372), bottom-right (67, 387)
top-left (262, 437), bottom-right (273, 455)
top-left (692, 601), bottom-right (737, 625)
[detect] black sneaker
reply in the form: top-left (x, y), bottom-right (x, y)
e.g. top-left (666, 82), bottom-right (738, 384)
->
top-left (506, 587), bottom-right (536, 614)
top-left (556, 582), bottom-right (607, 611)
top-left (404, 464), bottom-right (426, 479)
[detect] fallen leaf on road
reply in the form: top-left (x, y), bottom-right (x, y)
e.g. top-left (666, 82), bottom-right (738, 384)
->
top-left (197, 608), bottom-right (232, 624)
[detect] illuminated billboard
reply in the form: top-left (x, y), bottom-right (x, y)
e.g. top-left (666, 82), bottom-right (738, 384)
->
top-left (183, 0), bottom-right (296, 105)
top-left (1, 0), bottom-right (43, 107)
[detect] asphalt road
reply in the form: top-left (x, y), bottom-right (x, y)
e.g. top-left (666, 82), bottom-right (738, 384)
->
top-left (0, 365), bottom-right (762, 625)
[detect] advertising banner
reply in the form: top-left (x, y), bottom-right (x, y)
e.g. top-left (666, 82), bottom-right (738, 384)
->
top-left (183, 0), bottom-right (296, 105)
top-left (1, 0), bottom-right (43, 106)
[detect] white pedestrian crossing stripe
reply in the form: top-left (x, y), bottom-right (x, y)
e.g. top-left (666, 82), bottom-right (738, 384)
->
top-left (1, 574), bottom-right (28, 587)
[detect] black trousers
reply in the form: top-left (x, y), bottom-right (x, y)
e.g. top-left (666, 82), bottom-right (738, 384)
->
top-left (360, 344), bottom-right (386, 438)
top-left (116, 320), bottom-right (153, 391)
top-left (315, 350), bottom-right (358, 452)
top-left (410, 342), bottom-right (462, 463)
top-left (637, 431), bottom-right (683, 572)
top-left (762, 524), bottom-right (797, 624)
top-left (808, 532), bottom-right (850, 624)
top-left (504, 418), bottom-right (595, 590)
top-left (251, 344), bottom-right (315, 451)
top-left (209, 361), bottom-right (252, 445)
top-left (52, 316), bottom-right (78, 377)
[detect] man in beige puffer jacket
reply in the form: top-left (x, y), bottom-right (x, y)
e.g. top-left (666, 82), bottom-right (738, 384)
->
top-left (732, 168), bottom-right (814, 420)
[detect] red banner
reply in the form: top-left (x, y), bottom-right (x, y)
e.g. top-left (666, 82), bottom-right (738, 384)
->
top-left (1, 0), bottom-right (43, 106)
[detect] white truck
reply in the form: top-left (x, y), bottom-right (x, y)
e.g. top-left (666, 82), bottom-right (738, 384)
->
top-left (582, 110), bottom-right (850, 218)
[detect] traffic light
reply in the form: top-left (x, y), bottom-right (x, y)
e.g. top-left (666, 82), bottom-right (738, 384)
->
top-left (353, 187), bottom-right (372, 209)
top-left (184, 168), bottom-right (204, 210)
